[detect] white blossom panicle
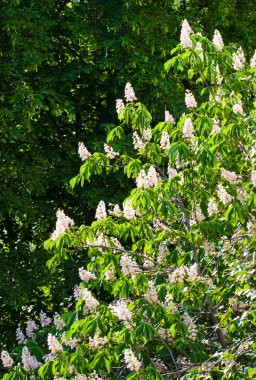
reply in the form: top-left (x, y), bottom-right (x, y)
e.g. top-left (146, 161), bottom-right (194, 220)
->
top-left (221, 168), bottom-right (240, 184)
top-left (78, 267), bottom-right (96, 282)
top-left (153, 218), bottom-right (167, 231)
top-left (88, 331), bottom-right (108, 350)
top-left (157, 242), bottom-right (168, 264)
top-left (82, 289), bottom-right (99, 311)
top-left (160, 132), bottom-right (170, 150)
top-left (207, 199), bottom-right (218, 216)
top-left (132, 131), bottom-right (145, 152)
top-left (105, 268), bottom-right (115, 281)
top-left (21, 346), bottom-right (41, 370)
top-left (250, 50), bottom-right (256, 68)
top-left (165, 110), bottom-right (175, 124)
top-left (78, 142), bottom-right (92, 161)
top-left (144, 281), bottom-right (158, 304)
top-left (26, 319), bottom-right (38, 338)
top-left (43, 353), bottom-right (57, 363)
top-left (74, 285), bottom-right (84, 301)
top-left (182, 118), bottom-right (195, 138)
top-left (167, 164), bottom-right (177, 180)
top-left (193, 206), bottom-right (205, 222)
top-left (251, 169), bottom-right (256, 186)
top-left (169, 266), bottom-right (187, 283)
top-left (183, 313), bottom-right (197, 340)
top-left (16, 327), bottom-right (25, 344)
top-left (62, 334), bottom-right (81, 349)
top-left (75, 371), bottom-right (102, 380)
top-left (113, 204), bottom-right (122, 217)
top-left (95, 200), bottom-right (107, 220)
top-left (124, 82), bottom-right (137, 102)
top-left (124, 349), bottom-right (142, 372)
top-left (1, 351), bottom-right (14, 368)
top-left (185, 90), bottom-right (197, 108)
top-left (116, 99), bottom-right (125, 114)
top-left (152, 357), bottom-right (168, 372)
top-left (211, 119), bottom-right (221, 134)
top-left (180, 19), bottom-right (193, 49)
top-left (204, 242), bottom-right (216, 257)
top-left (109, 300), bottom-right (132, 321)
top-left (136, 166), bottom-right (158, 189)
top-left (47, 334), bottom-right (63, 353)
top-left (123, 200), bottom-right (136, 220)
top-left (52, 210), bottom-right (74, 241)
top-left (217, 184), bottom-right (233, 204)
top-left (232, 100), bottom-right (244, 115)
top-left (213, 29), bottom-right (224, 51)
top-left (39, 311), bottom-right (52, 327)
top-left (104, 143), bottom-right (119, 159)
top-left (237, 188), bottom-right (247, 204)
top-left (233, 47), bottom-right (246, 71)
top-left (142, 127), bottom-right (152, 141)
top-left (54, 313), bottom-right (66, 331)
top-left (120, 254), bottom-right (140, 279)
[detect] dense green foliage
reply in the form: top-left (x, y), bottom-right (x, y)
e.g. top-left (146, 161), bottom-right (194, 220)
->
top-left (1, 0), bottom-right (256, 357)
top-left (1, 26), bottom-right (256, 379)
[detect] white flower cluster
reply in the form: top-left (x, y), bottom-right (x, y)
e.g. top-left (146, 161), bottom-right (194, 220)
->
top-left (22, 346), bottom-right (41, 370)
top-left (251, 169), bottom-right (256, 186)
top-left (192, 206), bottom-right (205, 222)
top-left (221, 168), bottom-right (240, 184)
top-left (82, 289), bottom-right (99, 311)
top-left (123, 200), bottom-right (136, 220)
top-left (16, 327), bottom-right (25, 344)
top-left (62, 334), bottom-right (81, 349)
top-left (124, 82), bottom-right (137, 102)
top-left (207, 199), bottom-right (218, 217)
top-left (213, 29), bottom-right (224, 51)
top-left (39, 311), bottom-right (52, 327)
top-left (1, 351), bottom-right (14, 368)
top-left (250, 50), bottom-right (256, 68)
top-left (232, 100), bottom-right (244, 115)
top-left (88, 331), bottom-right (108, 350)
top-left (160, 131), bottom-right (170, 150)
top-left (78, 142), bottom-right (91, 161)
top-left (109, 300), bottom-right (132, 321)
top-left (124, 349), bottom-right (142, 372)
top-left (182, 118), bottom-right (195, 138)
top-left (43, 353), bottom-right (57, 363)
top-left (116, 99), bottom-right (125, 114)
top-left (180, 19), bottom-right (193, 49)
top-left (54, 313), bottom-right (66, 331)
top-left (95, 200), bottom-right (107, 220)
top-left (48, 334), bottom-right (63, 353)
top-left (157, 242), bottom-right (168, 264)
top-left (142, 127), bottom-right (152, 141)
top-left (167, 164), bottom-right (177, 180)
top-left (105, 267), bottom-right (115, 281)
top-left (52, 209), bottom-right (74, 241)
top-left (204, 242), bottom-right (216, 256)
top-left (169, 263), bottom-right (198, 283)
top-left (76, 371), bottom-right (102, 380)
top-left (211, 119), bottom-right (221, 134)
top-left (120, 254), bottom-right (140, 279)
top-left (26, 319), bottom-right (38, 338)
top-left (153, 218), bottom-right (168, 231)
top-left (136, 166), bottom-right (158, 189)
top-left (132, 131), bottom-right (145, 152)
top-left (165, 110), bottom-right (175, 124)
top-left (217, 184), bottom-right (233, 204)
top-left (113, 204), bottom-right (122, 217)
top-left (233, 47), bottom-right (246, 71)
top-left (104, 143), bottom-right (119, 159)
top-left (152, 357), bottom-right (168, 372)
top-left (185, 90), bottom-right (197, 108)
top-left (78, 267), bottom-right (96, 282)
top-left (144, 281), bottom-right (158, 304)
top-left (183, 312), bottom-right (197, 340)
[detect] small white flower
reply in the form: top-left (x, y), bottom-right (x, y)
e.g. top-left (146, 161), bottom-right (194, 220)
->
top-left (185, 90), bottom-right (197, 108)
top-left (180, 19), bottom-right (193, 48)
top-left (124, 82), bottom-right (137, 102)
top-left (95, 200), bottom-right (107, 220)
top-left (233, 47), bottom-right (246, 71)
top-left (124, 349), bottom-right (142, 372)
top-left (213, 29), bottom-right (224, 51)
top-left (182, 118), bottom-right (195, 138)
top-left (116, 99), bottom-right (125, 114)
top-left (165, 110), bottom-right (175, 124)
top-left (78, 142), bottom-right (91, 161)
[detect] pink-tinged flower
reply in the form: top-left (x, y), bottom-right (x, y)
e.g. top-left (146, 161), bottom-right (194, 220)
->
top-left (116, 99), bottom-right (125, 114)
top-left (185, 90), bottom-right (197, 108)
top-left (213, 30), bottom-right (224, 51)
top-left (124, 82), bottom-right (137, 102)
top-left (78, 142), bottom-right (91, 161)
top-left (1, 351), bottom-right (14, 368)
top-left (180, 19), bottom-right (193, 48)
top-left (124, 349), bottom-right (142, 372)
top-left (233, 47), bottom-right (246, 71)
